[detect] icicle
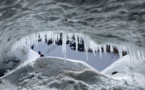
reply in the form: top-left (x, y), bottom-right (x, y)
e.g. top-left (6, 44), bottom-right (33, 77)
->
top-left (86, 50), bottom-right (88, 61)
top-left (78, 35), bottom-right (81, 44)
top-left (122, 46), bottom-right (127, 52)
top-left (132, 49), bottom-right (136, 62)
top-left (13, 31), bottom-right (139, 63)
top-left (99, 45), bottom-right (102, 58)
top-left (67, 33), bottom-right (71, 42)
top-left (39, 32), bottom-right (45, 43)
top-left (57, 32), bottom-right (61, 43)
top-left (128, 45), bottom-right (135, 65)
top-left (95, 45), bottom-right (100, 55)
top-left (141, 50), bottom-right (145, 61)
top-left (118, 46), bottom-right (122, 58)
top-left (46, 31), bottom-right (50, 41)
top-left (103, 45), bottom-right (107, 55)
top-left (137, 50), bottom-right (142, 63)
top-left (93, 47), bottom-right (96, 56)
top-left (62, 32), bottom-right (67, 60)
top-left (90, 41), bottom-right (96, 56)
top-left (55, 31), bottom-right (59, 45)
top-left (53, 31), bottom-right (58, 46)
top-left (83, 39), bottom-right (88, 61)
top-left (75, 35), bottom-right (78, 52)
top-left (110, 45), bottom-right (113, 52)
top-left (143, 51), bottom-right (145, 61)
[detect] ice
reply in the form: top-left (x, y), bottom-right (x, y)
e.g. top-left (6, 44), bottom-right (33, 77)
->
top-left (110, 45), bottom-right (114, 52)
top-left (75, 35), bottom-right (78, 52)
top-left (5, 30), bottom-right (143, 77)
top-left (118, 46), bottom-right (123, 58)
top-left (103, 45), bottom-right (107, 55)
top-left (62, 33), bottom-right (67, 59)
top-left (0, 0), bottom-right (145, 90)
top-left (11, 31), bottom-right (145, 64)
top-left (99, 45), bottom-right (102, 58)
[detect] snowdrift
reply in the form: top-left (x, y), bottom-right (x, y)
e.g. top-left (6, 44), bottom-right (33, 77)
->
top-left (102, 55), bottom-right (145, 75)
top-left (0, 57), bottom-right (145, 90)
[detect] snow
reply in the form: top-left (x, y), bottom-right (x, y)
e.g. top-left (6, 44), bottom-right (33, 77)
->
top-left (11, 45), bottom-right (40, 64)
top-left (102, 55), bottom-right (145, 75)
top-left (0, 45), bottom-right (144, 90)
top-left (0, 0), bottom-right (145, 90)
top-left (0, 55), bottom-right (145, 90)
top-left (0, 24), bottom-right (145, 90)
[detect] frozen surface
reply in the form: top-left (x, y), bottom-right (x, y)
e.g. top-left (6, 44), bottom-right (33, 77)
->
top-left (0, 0), bottom-right (145, 90)
top-left (0, 56), bottom-right (145, 90)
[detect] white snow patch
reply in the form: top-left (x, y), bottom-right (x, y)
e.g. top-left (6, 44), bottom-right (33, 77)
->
top-left (102, 55), bottom-right (145, 75)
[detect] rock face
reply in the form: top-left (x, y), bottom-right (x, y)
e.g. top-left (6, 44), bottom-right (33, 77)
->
top-left (0, 57), bottom-right (144, 90)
